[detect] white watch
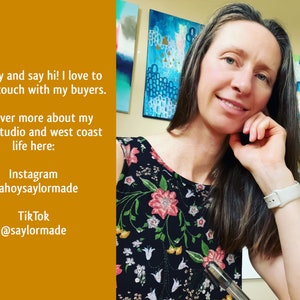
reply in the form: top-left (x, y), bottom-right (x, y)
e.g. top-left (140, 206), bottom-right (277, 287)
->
top-left (264, 181), bottom-right (300, 209)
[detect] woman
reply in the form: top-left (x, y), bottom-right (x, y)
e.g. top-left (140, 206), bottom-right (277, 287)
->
top-left (116, 3), bottom-right (300, 299)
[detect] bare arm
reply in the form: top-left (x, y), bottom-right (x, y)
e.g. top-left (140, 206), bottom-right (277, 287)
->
top-left (230, 112), bottom-right (300, 299)
top-left (250, 198), bottom-right (300, 299)
top-left (272, 199), bottom-right (300, 298)
top-left (251, 251), bottom-right (290, 299)
top-left (116, 139), bottom-right (125, 183)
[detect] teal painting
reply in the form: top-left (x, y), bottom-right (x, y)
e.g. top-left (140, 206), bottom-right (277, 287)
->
top-left (116, 0), bottom-right (138, 113)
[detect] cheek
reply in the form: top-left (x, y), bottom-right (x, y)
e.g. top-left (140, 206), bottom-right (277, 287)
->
top-left (197, 66), bottom-right (223, 97)
top-left (253, 92), bottom-right (271, 113)
top-left (199, 56), bottom-right (221, 84)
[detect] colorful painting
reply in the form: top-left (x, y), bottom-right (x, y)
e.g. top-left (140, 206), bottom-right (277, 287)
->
top-left (143, 10), bottom-right (204, 120)
top-left (293, 54), bottom-right (300, 116)
top-left (116, 0), bottom-right (138, 113)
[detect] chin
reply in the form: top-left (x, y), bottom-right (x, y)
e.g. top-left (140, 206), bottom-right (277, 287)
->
top-left (214, 124), bottom-right (241, 134)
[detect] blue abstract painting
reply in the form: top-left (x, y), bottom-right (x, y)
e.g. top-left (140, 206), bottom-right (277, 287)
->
top-left (293, 54), bottom-right (300, 117)
top-left (143, 10), bottom-right (204, 120)
top-left (116, 0), bottom-right (138, 113)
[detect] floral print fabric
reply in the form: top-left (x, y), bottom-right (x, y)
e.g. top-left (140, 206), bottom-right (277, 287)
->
top-left (116, 137), bottom-right (242, 300)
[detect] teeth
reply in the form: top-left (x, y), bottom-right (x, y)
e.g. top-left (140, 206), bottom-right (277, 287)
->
top-left (222, 100), bottom-right (244, 111)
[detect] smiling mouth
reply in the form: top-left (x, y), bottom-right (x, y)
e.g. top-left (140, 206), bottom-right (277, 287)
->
top-left (218, 97), bottom-right (247, 111)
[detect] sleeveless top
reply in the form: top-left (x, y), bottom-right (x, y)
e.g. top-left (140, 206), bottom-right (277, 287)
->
top-left (116, 137), bottom-right (242, 300)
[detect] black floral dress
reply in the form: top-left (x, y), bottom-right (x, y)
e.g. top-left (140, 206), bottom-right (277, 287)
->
top-left (116, 137), bottom-right (242, 300)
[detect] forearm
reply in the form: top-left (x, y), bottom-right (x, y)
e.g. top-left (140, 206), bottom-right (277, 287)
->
top-left (251, 164), bottom-right (300, 298)
top-left (273, 198), bottom-right (300, 299)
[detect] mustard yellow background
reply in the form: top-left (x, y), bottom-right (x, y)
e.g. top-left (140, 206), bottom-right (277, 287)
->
top-left (0, 1), bottom-right (115, 298)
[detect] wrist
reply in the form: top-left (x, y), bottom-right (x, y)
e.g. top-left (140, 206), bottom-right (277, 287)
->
top-left (252, 165), bottom-right (294, 195)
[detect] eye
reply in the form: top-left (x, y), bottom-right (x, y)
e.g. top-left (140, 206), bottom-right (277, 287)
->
top-left (256, 73), bottom-right (268, 83)
top-left (225, 57), bottom-right (235, 65)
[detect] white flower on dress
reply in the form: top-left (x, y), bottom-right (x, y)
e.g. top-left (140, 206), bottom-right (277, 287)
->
top-left (125, 257), bottom-right (135, 266)
top-left (171, 278), bottom-right (181, 292)
top-left (134, 264), bottom-right (146, 285)
top-left (226, 253), bottom-right (235, 265)
top-left (186, 189), bottom-right (195, 198)
top-left (178, 257), bottom-right (188, 270)
top-left (146, 289), bottom-right (157, 300)
top-left (142, 246), bottom-right (155, 260)
top-left (196, 217), bottom-right (206, 228)
top-left (124, 176), bottom-right (135, 185)
top-left (206, 229), bottom-right (214, 240)
top-left (188, 205), bottom-right (199, 216)
top-left (147, 215), bottom-right (160, 229)
top-left (132, 240), bottom-right (142, 248)
top-left (123, 248), bottom-right (132, 256)
top-left (134, 264), bottom-right (145, 276)
top-left (202, 278), bottom-right (211, 289)
top-left (234, 272), bottom-right (241, 280)
top-left (151, 269), bottom-right (162, 282)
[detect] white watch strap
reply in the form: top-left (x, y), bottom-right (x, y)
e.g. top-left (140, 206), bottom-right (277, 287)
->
top-left (264, 181), bottom-right (300, 209)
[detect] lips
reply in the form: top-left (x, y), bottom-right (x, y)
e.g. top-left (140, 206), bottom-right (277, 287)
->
top-left (217, 96), bottom-right (248, 112)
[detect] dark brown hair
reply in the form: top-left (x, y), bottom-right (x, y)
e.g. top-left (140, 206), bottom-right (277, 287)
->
top-left (167, 3), bottom-right (300, 257)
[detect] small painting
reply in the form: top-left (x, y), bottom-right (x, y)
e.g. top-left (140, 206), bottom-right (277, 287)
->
top-left (143, 10), bottom-right (204, 120)
top-left (116, 0), bottom-right (138, 113)
top-left (293, 54), bottom-right (300, 116)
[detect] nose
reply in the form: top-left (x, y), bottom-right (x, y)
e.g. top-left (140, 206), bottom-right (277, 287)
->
top-left (231, 69), bottom-right (252, 95)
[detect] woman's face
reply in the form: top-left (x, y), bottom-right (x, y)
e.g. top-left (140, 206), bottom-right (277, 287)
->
top-left (197, 20), bottom-right (281, 135)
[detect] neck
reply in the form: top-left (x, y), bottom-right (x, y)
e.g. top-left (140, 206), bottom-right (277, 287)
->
top-left (149, 121), bottom-right (228, 184)
top-left (170, 128), bottom-right (228, 184)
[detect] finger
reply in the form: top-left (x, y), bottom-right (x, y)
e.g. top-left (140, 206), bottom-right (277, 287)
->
top-left (249, 117), bottom-right (268, 141)
top-left (243, 111), bottom-right (269, 134)
top-left (256, 117), bottom-right (272, 140)
top-left (246, 114), bottom-right (271, 142)
top-left (243, 112), bottom-right (262, 134)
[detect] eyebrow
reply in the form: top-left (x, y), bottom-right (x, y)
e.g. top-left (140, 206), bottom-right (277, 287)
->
top-left (226, 45), bottom-right (278, 75)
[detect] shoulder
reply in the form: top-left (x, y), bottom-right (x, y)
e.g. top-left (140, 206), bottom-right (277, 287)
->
top-left (116, 137), bottom-right (146, 182)
top-left (116, 140), bottom-right (124, 183)
top-left (117, 136), bottom-right (146, 148)
top-left (146, 133), bottom-right (171, 150)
